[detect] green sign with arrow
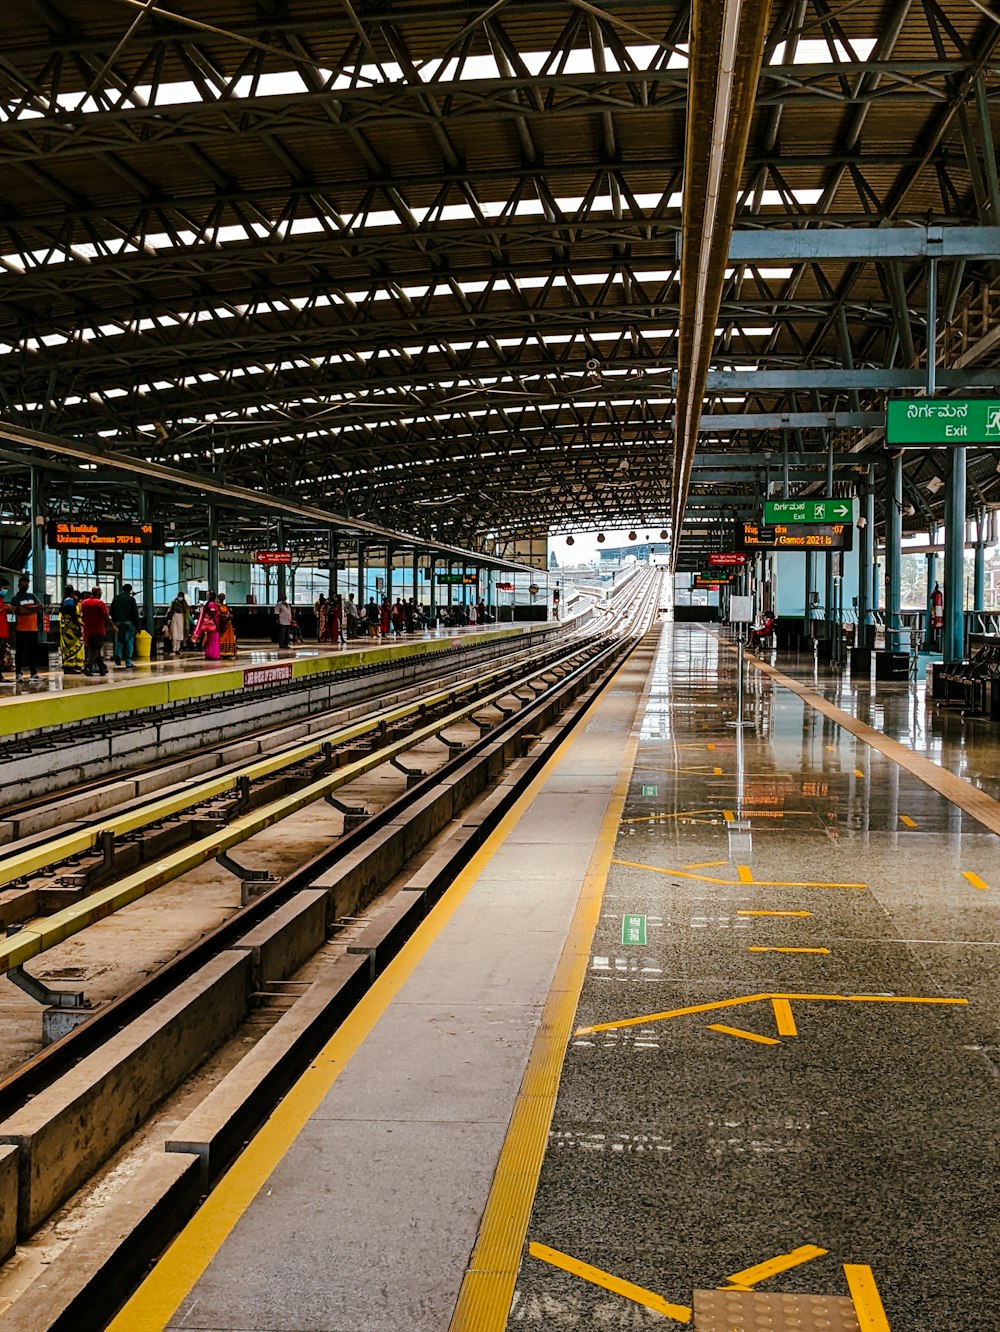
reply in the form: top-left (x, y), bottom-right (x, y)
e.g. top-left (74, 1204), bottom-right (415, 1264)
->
top-left (886, 398), bottom-right (1000, 445)
top-left (763, 498), bottom-right (854, 525)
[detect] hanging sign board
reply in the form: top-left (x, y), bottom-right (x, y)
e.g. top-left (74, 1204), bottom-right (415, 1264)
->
top-left (436, 573), bottom-right (478, 585)
top-left (763, 498), bottom-right (855, 525)
top-left (698, 570), bottom-right (735, 584)
top-left (256, 551), bottom-right (292, 565)
top-left (886, 398), bottom-right (1000, 445)
top-left (708, 552), bottom-right (747, 568)
top-left (47, 520), bottom-right (165, 550)
top-left (739, 520), bottom-right (853, 552)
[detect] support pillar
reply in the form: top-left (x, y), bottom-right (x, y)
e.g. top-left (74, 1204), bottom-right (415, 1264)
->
top-left (974, 512), bottom-right (986, 614)
top-left (804, 550), bottom-right (814, 638)
top-left (924, 546), bottom-right (938, 648)
top-left (385, 544), bottom-right (393, 604)
top-left (207, 506), bottom-right (221, 594)
top-left (30, 466), bottom-right (47, 638)
top-left (357, 544), bottom-right (366, 603)
top-left (824, 437), bottom-right (835, 634)
top-left (412, 550), bottom-right (418, 605)
top-left (276, 519), bottom-right (287, 602)
top-left (140, 491), bottom-right (155, 635)
top-left (329, 531), bottom-right (338, 598)
top-left (429, 557), bottom-right (436, 618)
top-left (884, 451), bottom-right (902, 653)
top-left (943, 447), bottom-right (967, 663)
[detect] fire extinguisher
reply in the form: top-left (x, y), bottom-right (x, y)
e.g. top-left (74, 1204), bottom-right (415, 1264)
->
top-left (931, 582), bottom-right (943, 631)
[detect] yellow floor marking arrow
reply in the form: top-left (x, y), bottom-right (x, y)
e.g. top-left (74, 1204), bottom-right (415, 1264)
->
top-left (963, 870), bottom-right (989, 891)
top-left (575, 991), bottom-right (966, 1037)
top-left (713, 766), bottom-right (723, 775)
top-left (748, 946), bottom-right (830, 955)
top-left (854, 768), bottom-right (864, 778)
top-left (738, 910), bottom-right (812, 918)
top-left (844, 1264), bottom-right (891, 1331)
top-left (612, 858), bottom-right (867, 890)
top-left (900, 815), bottom-right (917, 828)
top-left (771, 998), bottom-right (798, 1037)
top-left (528, 1242), bottom-right (692, 1323)
top-left (722, 1243), bottom-right (828, 1291)
top-left (707, 1023), bottom-right (780, 1046)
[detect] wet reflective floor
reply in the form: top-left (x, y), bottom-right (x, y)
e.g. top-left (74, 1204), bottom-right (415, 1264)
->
top-left (509, 621), bottom-right (999, 1330)
top-left (749, 637), bottom-right (1000, 806)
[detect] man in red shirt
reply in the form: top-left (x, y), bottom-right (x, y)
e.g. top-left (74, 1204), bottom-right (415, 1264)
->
top-left (80, 587), bottom-right (112, 677)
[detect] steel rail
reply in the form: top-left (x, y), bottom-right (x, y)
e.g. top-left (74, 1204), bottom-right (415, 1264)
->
top-left (0, 572), bottom-right (657, 1119)
top-left (0, 600), bottom-right (647, 977)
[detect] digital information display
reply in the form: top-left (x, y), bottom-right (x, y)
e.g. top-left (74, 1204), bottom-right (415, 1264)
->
top-left (739, 520), bottom-right (854, 552)
top-left (47, 520), bottom-right (165, 550)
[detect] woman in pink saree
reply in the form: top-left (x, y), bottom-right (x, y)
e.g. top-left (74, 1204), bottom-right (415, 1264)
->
top-left (193, 595), bottom-right (221, 660)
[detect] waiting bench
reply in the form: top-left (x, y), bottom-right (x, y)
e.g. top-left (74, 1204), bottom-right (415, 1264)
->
top-left (935, 638), bottom-right (1000, 717)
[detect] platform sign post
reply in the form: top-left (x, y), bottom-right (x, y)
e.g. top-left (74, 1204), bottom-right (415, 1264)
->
top-left (728, 595), bottom-right (754, 729)
top-left (886, 398), bottom-right (1000, 445)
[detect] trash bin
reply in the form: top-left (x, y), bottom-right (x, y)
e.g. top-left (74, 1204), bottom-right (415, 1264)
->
top-left (134, 629), bottom-right (152, 661)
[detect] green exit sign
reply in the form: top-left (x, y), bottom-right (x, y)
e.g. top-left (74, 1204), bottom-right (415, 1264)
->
top-left (763, 498), bottom-right (854, 524)
top-left (886, 398), bottom-right (1000, 445)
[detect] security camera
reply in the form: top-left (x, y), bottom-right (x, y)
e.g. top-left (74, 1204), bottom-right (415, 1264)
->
top-left (856, 516), bottom-right (867, 529)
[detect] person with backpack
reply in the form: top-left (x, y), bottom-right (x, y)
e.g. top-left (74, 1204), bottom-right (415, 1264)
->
top-left (109, 583), bottom-right (141, 668)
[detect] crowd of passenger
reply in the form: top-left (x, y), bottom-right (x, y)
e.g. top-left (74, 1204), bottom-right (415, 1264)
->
top-left (0, 578), bottom-right (494, 684)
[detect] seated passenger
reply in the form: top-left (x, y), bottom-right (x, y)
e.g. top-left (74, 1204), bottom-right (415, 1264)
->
top-left (748, 613), bottom-right (777, 648)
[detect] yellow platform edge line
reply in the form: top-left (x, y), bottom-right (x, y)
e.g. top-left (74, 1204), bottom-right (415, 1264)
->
top-left (106, 636), bottom-right (644, 1332)
top-left (528, 1242), bottom-right (692, 1323)
top-left (449, 631), bottom-right (662, 1331)
top-left (843, 1263), bottom-right (891, 1332)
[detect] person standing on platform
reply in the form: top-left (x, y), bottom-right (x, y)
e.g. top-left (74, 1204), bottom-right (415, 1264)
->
top-left (476, 596), bottom-right (486, 625)
top-left (366, 596), bottom-right (380, 639)
top-left (11, 574), bottom-right (43, 681)
top-left (109, 583), bottom-right (140, 668)
top-left (193, 594), bottom-right (221, 660)
top-left (468, 600), bottom-right (478, 626)
top-left (167, 592), bottom-right (189, 656)
top-left (380, 596), bottom-right (390, 637)
top-left (274, 595), bottom-right (293, 649)
top-left (345, 593), bottom-right (358, 640)
top-left (59, 586), bottom-right (84, 674)
top-left (315, 593), bottom-right (330, 642)
top-left (404, 598), bottom-right (415, 634)
top-left (330, 594), bottom-right (345, 646)
top-left (390, 598), bottom-right (404, 636)
top-left (80, 587), bottom-right (112, 677)
top-left (0, 580), bottom-right (10, 681)
top-left (217, 593), bottom-right (237, 658)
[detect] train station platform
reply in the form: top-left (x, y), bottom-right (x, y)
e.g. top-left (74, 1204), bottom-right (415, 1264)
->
top-left (110, 619), bottom-right (999, 1331)
top-left (0, 622), bottom-right (558, 738)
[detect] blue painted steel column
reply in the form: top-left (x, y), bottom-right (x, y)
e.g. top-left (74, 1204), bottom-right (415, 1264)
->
top-left (140, 490), bottom-right (155, 634)
top-left (30, 465), bottom-right (48, 642)
top-left (884, 452), bottom-right (903, 653)
top-left (276, 519), bottom-right (287, 602)
top-left (207, 506), bottom-right (220, 594)
top-left (943, 447), bottom-right (967, 662)
top-left (924, 545), bottom-right (937, 647)
top-left (856, 480), bottom-right (873, 649)
top-left (804, 550), bottom-right (814, 624)
top-left (974, 512), bottom-right (986, 613)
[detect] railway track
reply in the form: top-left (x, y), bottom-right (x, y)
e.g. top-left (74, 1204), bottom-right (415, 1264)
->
top-left (0, 572), bottom-right (660, 1330)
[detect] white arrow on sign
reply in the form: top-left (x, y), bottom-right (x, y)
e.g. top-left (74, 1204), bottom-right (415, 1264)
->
top-left (834, 504), bottom-right (849, 517)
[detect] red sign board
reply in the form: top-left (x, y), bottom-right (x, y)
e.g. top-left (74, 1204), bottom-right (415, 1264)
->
top-left (495, 582), bottom-right (514, 592)
top-left (244, 662), bottom-right (294, 688)
top-left (708, 552), bottom-right (747, 568)
top-left (256, 551), bottom-right (292, 566)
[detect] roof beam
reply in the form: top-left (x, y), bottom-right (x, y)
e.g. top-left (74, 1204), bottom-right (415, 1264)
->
top-left (684, 225), bottom-right (1000, 262)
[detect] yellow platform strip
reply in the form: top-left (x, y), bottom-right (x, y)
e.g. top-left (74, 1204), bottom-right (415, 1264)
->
top-left (707, 1023), bottom-right (780, 1046)
top-left (722, 1243), bottom-right (828, 1291)
top-left (843, 1263), bottom-right (891, 1331)
top-left (771, 998), bottom-right (798, 1037)
top-left (449, 634), bottom-right (661, 1332)
top-left (527, 1242), bottom-right (691, 1323)
top-left (0, 669), bottom-right (548, 976)
top-left (963, 870), bottom-right (989, 891)
top-left (0, 654), bottom-right (532, 891)
top-left (107, 625), bottom-right (656, 1332)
